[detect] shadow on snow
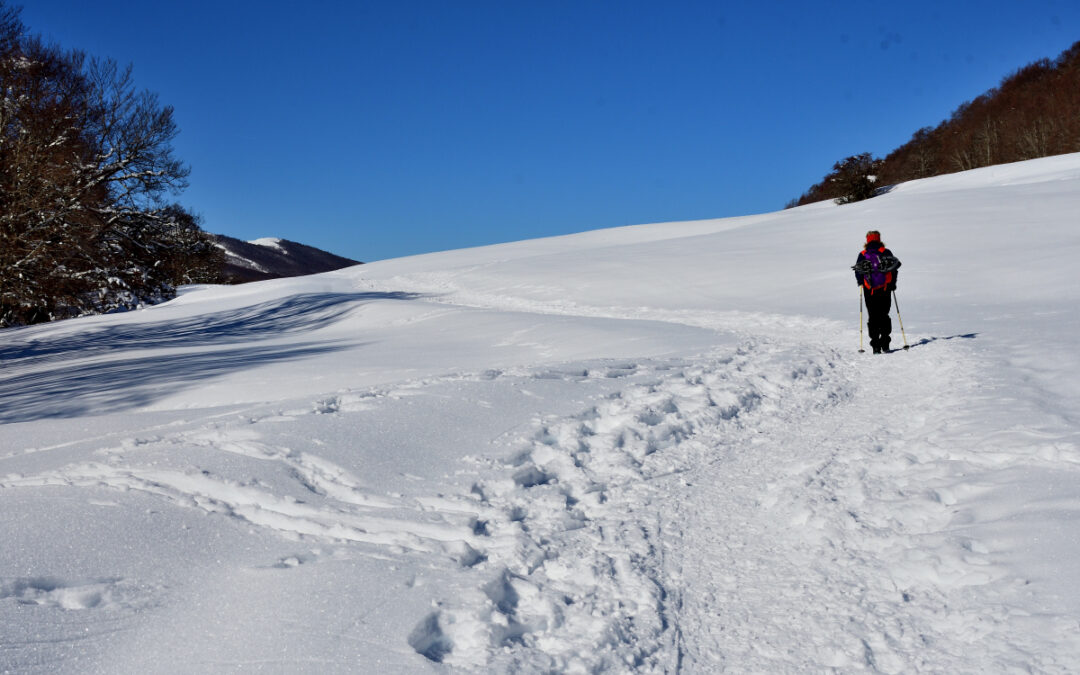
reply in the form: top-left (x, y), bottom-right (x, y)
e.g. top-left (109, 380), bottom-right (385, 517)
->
top-left (0, 343), bottom-right (353, 423)
top-left (905, 333), bottom-right (979, 350)
top-left (0, 292), bottom-right (420, 367)
top-left (0, 292), bottom-right (421, 423)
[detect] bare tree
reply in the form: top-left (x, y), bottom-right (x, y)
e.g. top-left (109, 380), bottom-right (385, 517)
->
top-left (1, 3), bottom-right (216, 326)
top-left (791, 40), bottom-right (1080, 207)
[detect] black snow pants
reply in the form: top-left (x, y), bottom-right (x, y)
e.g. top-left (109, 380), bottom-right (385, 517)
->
top-left (863, 288), bottom-right (892, 352)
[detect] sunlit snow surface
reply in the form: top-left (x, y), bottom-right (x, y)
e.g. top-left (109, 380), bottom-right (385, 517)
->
top-left (3, 154), bottom-right (1080, 673)
top-left (247, 237), bottom-right (286, 252)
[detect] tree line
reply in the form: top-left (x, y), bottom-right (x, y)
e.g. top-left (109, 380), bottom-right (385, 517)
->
top-left (1, 3), bottom-right (222, 327)
top-left (792, 39), bottom-right (1080, 207)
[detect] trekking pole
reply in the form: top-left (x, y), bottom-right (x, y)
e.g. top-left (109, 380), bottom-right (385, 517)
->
top-left (893, 290), bottom-right (910, 350)
top-left (858, 287), bottom-right (865, 353)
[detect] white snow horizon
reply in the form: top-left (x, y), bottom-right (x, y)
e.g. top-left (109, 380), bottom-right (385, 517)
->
top-left (3, 153), bottom-right (1080, 673)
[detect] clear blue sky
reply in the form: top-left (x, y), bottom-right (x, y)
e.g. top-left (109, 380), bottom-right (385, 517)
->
top-left (16, 1), bottom-right (1080, 262)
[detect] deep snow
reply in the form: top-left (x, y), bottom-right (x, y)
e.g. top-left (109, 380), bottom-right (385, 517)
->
top-left (2, 154), bottom-right (1080, 673)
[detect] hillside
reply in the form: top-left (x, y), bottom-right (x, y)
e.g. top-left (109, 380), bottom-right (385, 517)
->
top-left (213, 234), bottom-right (361, 283)
top-left (795, 39), bottom-right (1080, 206)
top-left (2, 153), bottom-right (1079, 672)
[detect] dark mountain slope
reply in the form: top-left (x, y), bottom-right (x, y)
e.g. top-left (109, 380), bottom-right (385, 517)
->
top-left (213, 235), bottom-right (362, 283)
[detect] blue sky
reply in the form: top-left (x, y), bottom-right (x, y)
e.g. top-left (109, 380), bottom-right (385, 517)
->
top-left (17, 1), bottom-right (1080, 262)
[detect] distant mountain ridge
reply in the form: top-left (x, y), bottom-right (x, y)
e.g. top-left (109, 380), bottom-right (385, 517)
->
top-left (213, 234), bottom-right (362, 283)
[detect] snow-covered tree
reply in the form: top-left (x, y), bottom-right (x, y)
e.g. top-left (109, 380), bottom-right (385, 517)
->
top-left (0, 3), bottom-right (220, 326)
top-left (830, 153), bottom-right (883, 205)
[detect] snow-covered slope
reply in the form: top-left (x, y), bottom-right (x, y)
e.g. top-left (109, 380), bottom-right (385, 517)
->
top-left (213, 234), bottom-right (361, 283)
top-left (2, 154), bottom-right (1080, 673)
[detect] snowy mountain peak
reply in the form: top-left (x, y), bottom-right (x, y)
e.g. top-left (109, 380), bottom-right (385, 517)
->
top-left (213, 234), bottom-right (361, 283)
top-left (247, 237), bottom-right (286, 252)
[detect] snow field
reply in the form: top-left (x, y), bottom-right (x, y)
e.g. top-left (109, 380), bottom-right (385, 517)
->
top-left (2, 154), bottom-right (1080, 672)
top-left (394, 316), bottom-right (1080, 672)
top-left (6, 320), bottom-right (1074, 672)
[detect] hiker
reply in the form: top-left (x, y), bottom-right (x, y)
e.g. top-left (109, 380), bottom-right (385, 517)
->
top-left (854, 230), bottom-right (901, 353)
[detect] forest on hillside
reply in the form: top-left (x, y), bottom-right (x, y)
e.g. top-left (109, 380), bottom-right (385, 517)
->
top-left (793, 40), bottom-right (1080, 207)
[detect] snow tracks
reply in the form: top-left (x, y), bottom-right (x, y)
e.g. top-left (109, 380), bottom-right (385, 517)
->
top-left (412, 333), bottom-right (1080, 672)
top-left (660, 336), bottom-right (1080, 673)
top-left (5, 325), bottom-right (1078, 672)
top-left (409, 341), bottom-right (851, 671)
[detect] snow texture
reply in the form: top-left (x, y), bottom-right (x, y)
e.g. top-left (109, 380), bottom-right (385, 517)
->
top-left (248, 237), bottom-right (286, 251)
top-left (2, 154), bottom-right (1080, 673)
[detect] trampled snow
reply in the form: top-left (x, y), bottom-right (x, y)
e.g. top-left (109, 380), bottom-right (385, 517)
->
top-left (2, 154), bottom-right (1080, 673)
